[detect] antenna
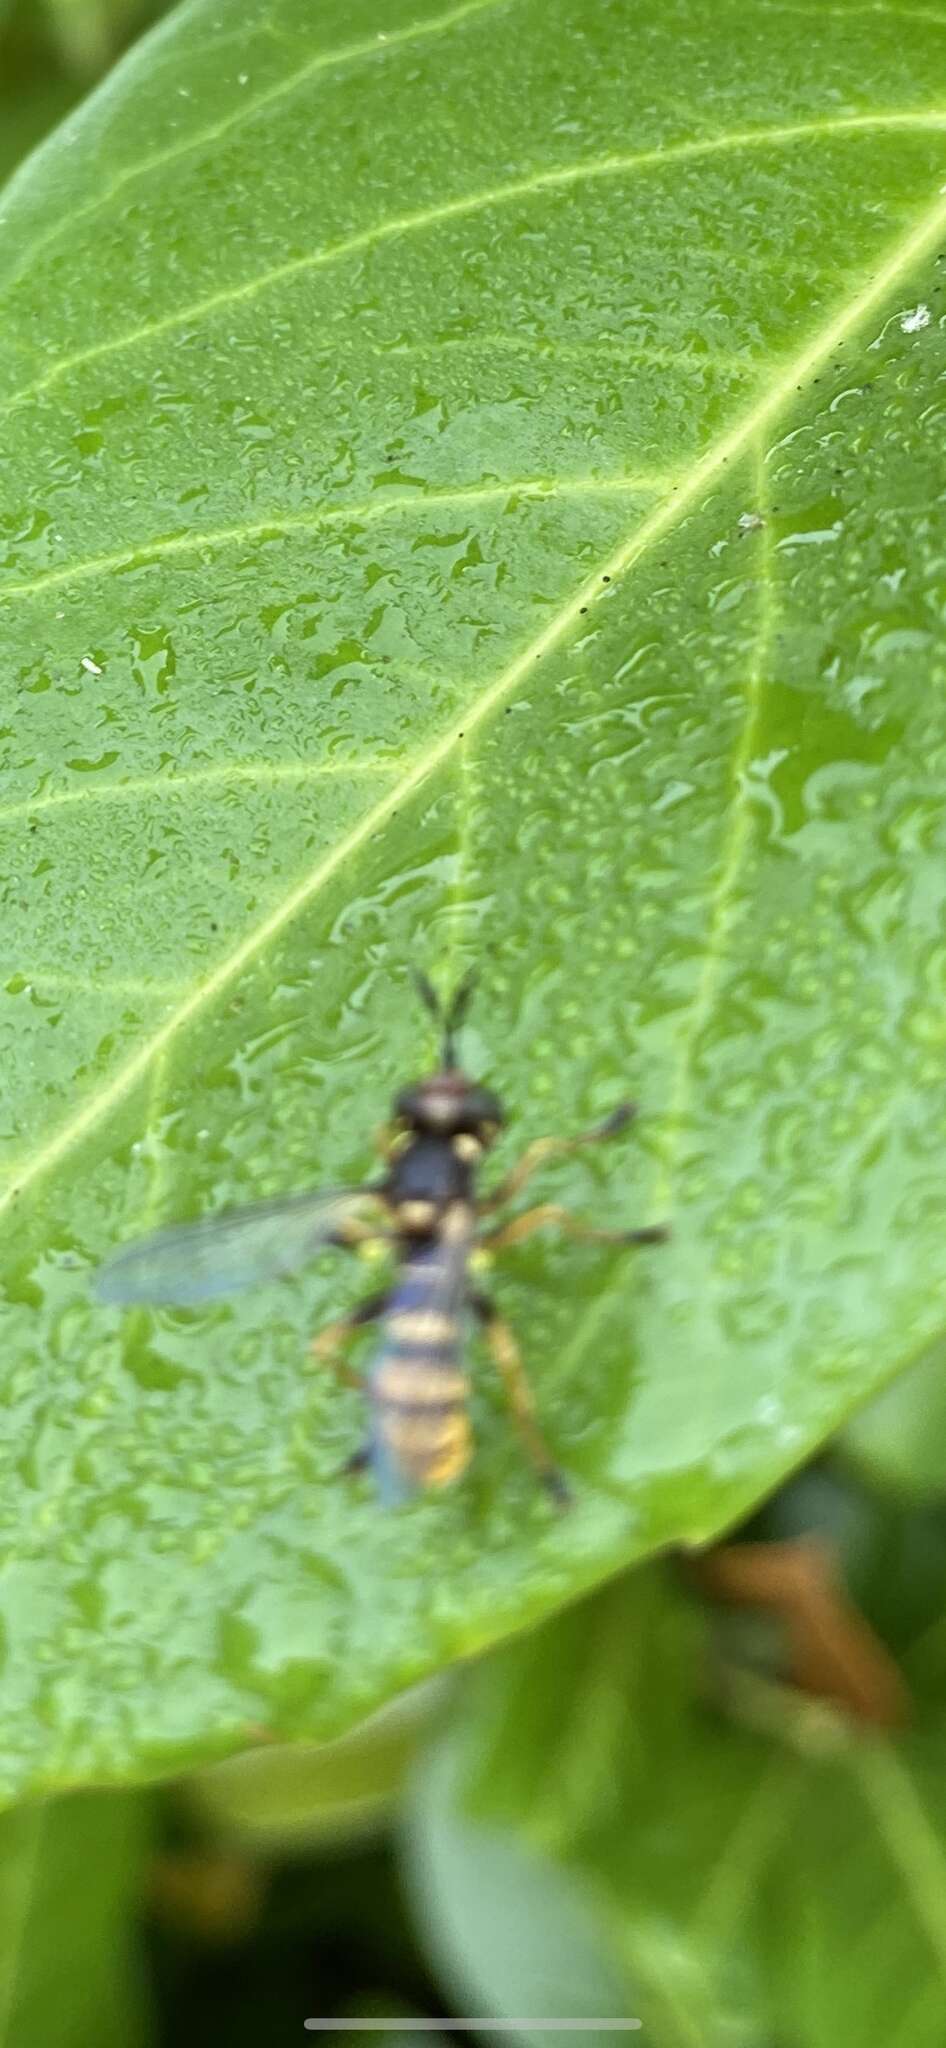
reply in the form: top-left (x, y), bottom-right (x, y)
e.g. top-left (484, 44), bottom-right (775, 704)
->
top-left (410, 967), bottom-right (478, 1066)
top-left (410, 969), bottom-right (442, 1028)
top-left (442, 969), bottom-right (477, 1067)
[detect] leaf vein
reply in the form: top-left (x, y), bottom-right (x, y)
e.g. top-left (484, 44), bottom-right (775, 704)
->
top-left (0, 475), bottom-right (669, 604)
top-left (3, 111), bottom-right (945, 417)
top-left (0, 0), bottom-right (514, 304)
top-left (4, 178), bottom-right (946, 1217)
top-left (0, 756), bottom-right (401, 825)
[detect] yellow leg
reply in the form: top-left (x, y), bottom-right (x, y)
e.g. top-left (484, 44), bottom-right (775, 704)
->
top-left (310, 1291), bottom-right (388, 1387)
top-left (479, 1103), bottom-right (637, 1212)
top-left (472, 1293), bottom-right (570, 1506)
top-left (484, 1203), bottom-right (668, 1251)
top-left (333, 1214), bottom-right (391, 1248)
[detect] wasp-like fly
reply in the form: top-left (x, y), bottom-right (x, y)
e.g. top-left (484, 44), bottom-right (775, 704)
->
top-left (96, 975), bottom-right (666, 1505)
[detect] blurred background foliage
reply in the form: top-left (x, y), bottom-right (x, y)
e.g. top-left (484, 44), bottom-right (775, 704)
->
top-left (4, 7), bottom-right (946, 2045)
top-left (0, 0), bottom-right (164, 184)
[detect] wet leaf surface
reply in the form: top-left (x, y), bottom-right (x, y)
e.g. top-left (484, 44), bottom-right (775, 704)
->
top-left (1, 0), bottom-right (946, 1794)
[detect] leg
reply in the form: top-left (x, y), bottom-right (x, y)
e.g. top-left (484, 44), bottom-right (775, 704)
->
top-left (337, 1444), bottom-right (372, 1477)
top-left (328, 1212), bottom-right (391, 1250)
top-left (310, 1290), bottom-right (389, 1387)
top-left (479, 1102), bottom-right (637, 1213)
top-left (471, 1291), bottom-right (571, 1507)
top-left (484, 1203), bottom-right (668, 1252)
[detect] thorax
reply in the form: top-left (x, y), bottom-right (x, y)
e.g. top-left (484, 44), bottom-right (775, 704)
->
top-left (385, 1134), bottom-right (476, 1240)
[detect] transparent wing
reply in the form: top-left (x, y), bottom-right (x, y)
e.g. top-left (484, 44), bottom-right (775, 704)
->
top-left (96, 1185), bottom-right (381, 1307)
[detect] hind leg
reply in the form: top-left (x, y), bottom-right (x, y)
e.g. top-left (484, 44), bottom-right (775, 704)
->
top-left (470, 1290), bottom-right (571, 1507)
top-left (311, 1293), bottom-right (389, 1481)
top-left (484, 1204), bottom-right (667, 1251)
top-left (310, 1290), bottom-right (389, 1388)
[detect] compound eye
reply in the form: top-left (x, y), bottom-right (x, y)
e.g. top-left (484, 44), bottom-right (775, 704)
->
top-left (394, 1087), bottom-right (422, 1124)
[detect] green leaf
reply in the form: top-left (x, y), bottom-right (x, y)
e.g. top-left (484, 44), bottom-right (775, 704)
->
top-left (0, 8), bottom-right (83, 190)
top-left (405, 1739), bottom-right (635, 2048)
top-left (1, 0), bottom-right (946, 1796)
top-left (843, 1339), bottom-right (946, 1502)
top-left (0, 1791), bottom-right (150, 2048)
top-left (188, 1679), bottom-right (444, 1847)
top-left (411, 1572), bottom-right (946, 2048)
top-left (36, 0), bottom-right (145, 76)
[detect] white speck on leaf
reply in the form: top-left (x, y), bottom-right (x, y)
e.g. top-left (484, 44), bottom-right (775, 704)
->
top-left (900, 303), bottom-right (931, 333)
top-left (81, 656), bottom-right (103, 675)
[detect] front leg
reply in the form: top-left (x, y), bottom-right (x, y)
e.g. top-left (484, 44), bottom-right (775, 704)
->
top-left (479, 1103), bottom-right (638, 1213)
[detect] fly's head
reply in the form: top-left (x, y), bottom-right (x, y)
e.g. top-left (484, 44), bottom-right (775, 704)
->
top-left (393, 968), bottom-right (505, 1161)
top-left (392, 1070), bottom-right (505, 1159)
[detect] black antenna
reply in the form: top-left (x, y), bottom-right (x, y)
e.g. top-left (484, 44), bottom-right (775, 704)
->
top-left (410, 967), bottom-right (477, 1066)
top-left (410, 968), bottom-right (442, 1028)
top-left (442, 969), bottom-right (477, 1067)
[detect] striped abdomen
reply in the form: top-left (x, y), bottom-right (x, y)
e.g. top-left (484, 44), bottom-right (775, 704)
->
top-left (370, 1238), bottom-right (471, 1502)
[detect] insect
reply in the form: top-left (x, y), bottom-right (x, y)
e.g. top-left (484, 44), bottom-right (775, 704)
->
top-left (96, 974), bottom-right (667, 1505)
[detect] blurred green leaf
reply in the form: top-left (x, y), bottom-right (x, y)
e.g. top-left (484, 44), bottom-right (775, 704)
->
top-left (414, 1570), bottom-right (946, 2048)
top-left (0, 74), bottom-right (79, 189)
top-left (0, 8), bottom-right (81, 188)
top-left (0, 3), bottom-right (168, 199)
top-left (0, 1790), bottom-right (150, 2048)
top-left (1, 0), bottom-right (946, 1800)
top-left (36, 0), bottom-right (159, 77)
top-left (405, 1737), bottom-right (636, 2048)
top-left (843, 1341), bottom-right (946, 1503)
top-left (330, 2021), bottom-right (453, 2048)
top-left (188, 1680), bottom-right (444, 1849)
